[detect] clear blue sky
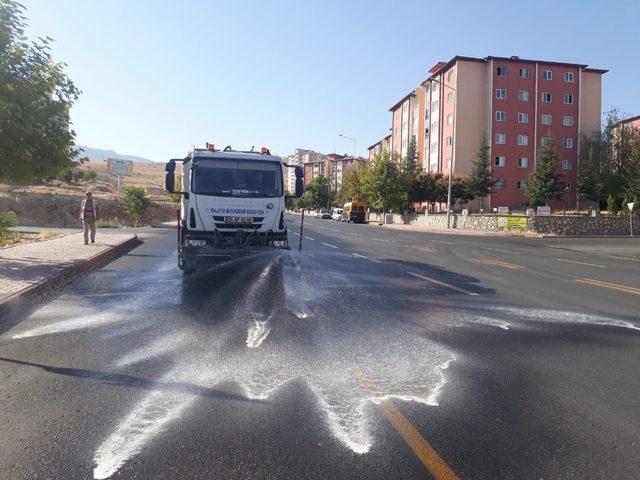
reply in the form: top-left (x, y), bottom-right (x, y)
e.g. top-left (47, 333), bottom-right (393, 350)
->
top-left (22, 0), bottom-right (640, 162)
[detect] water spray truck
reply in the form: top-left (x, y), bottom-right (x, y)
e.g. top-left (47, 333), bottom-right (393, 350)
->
top-left (165, 144), bottom-right (303, 273)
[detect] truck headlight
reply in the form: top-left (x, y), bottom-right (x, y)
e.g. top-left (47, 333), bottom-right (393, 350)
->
top-left (187, 239), bottom-right (206, 247)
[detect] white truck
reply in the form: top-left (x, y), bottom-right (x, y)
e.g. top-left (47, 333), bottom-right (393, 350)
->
top-left (165, 144), bottom-right (303, 273)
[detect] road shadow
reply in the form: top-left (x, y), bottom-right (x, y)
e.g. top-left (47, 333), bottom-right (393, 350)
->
top-left (0, 356), bottom-right (268, 404)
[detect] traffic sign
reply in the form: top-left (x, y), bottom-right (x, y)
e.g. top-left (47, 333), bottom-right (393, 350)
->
top-left (628, 202), bottom-right (634, 212)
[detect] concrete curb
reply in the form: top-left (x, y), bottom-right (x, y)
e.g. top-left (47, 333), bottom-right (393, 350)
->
top-left (0, 235), bottom-right (142, 321)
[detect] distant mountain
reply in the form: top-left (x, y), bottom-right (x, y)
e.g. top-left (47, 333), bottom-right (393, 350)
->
top-left (75, 146), bottom-right (155, 163)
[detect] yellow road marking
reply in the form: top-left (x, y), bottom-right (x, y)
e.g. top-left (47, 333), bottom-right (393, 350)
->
top-left (471, 258), bottom-right (525, 270)
top-left (407, 271), bottom-right (479, 296)
top-left (575, 278), bottom-right (640, 296)
top-left (355, 368), bottom-right (460, 480)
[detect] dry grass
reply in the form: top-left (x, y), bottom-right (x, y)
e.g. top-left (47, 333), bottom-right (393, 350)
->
top-left (0, 231), bottom-right (64, 248)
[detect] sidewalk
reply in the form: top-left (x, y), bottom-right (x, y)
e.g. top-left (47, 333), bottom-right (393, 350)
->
top-left (0, 231), bottom-right (139, 317)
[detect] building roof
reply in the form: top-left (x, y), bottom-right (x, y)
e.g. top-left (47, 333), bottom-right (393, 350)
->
top-left (419, 54), bottom-right (608, 86)
top-left (367, 135), bottom-right (392, 151)
top-left (611, 114), bottom-right (640, 128)
top-left (388, 90), bottom-right (417, 112)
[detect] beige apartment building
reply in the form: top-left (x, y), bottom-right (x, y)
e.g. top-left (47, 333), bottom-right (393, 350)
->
top-left (384, 55), bottom-right (606, 209)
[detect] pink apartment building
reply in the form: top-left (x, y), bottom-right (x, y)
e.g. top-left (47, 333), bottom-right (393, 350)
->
top-left (386, 55), bottom-right (607, 209)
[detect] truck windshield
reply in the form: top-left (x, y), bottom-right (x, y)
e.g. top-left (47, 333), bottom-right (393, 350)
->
top-left (192, 159), bottom-right (283, 197)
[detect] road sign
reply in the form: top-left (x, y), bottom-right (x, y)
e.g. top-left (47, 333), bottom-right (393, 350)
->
top-left (107, 158), bottom-right (133, 176)
top-left (537, 206), bottom-right (551, 216)
top-left (497, 206), bottom-right (509, 214)
top-left (628, 202), bottom-right (634, 212)
top-left (498, 216), bottom-right (528, 228)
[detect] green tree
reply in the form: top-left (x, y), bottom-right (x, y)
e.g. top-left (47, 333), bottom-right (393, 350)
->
top-left (577, 132), bottom-right (604, 205)
top-left (303, 174), bottom-right (331, 209)
top-left (0, 1), bottom-right (81, 183)
top-left (342, 166), bottom-right (368, 202)
top-left (524, 136), bottom-right (564, 206)
top-left (623, 141), bottom-right (640, 200)
top-left (84, 169), bottom-right (97, 182)
top-left (606, 194), bottom-right (619, 217)
top-left (361, 150), bottom-right (406, 212)
top-left (409, 171), bottom-right (437, 204)
top-left (466, 135), bottom-right (492, 208)
top-left (122, 186), bottom-right (152, 226)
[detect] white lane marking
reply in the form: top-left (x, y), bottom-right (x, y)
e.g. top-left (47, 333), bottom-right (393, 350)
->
top-left (293, 232), bottom-right (300, 236)
top-left (322, 242), bottom-right (338, 249)
top-left (407, 271), bottom-right (479, 296)
top-left (352, 253), bottom-right (382, 263)
top-left (431, 239), bottom-right (456, 245)
top-left (483, 247), bottom-right (518, 254)
top-left (554, 258), bottom-right (607, 268)
top-left (304, 236), bottom-right (315, 241)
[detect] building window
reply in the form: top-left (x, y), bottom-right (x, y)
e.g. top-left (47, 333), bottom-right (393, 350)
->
top-left (402, 138), bottom-right (408, 149)
top-left (496, 88), bottom-right (507, 100)
top-left (562, 160), bottom-right (573, 170)
top-left (430, 142), bottom-right (437, 153)
top-left (495, 178), bottom-right (506, 190)
top-left (563, 137), bottom-right (573, 149)
top-left (497, 66), bottom-right (507, 76)
top-left (563, 115), bottom-right (574, 126)
top-left (446, 136), bottom-right (452, 147)
top-left (432, 100), bottom-right (440, 112)
top-left (564, 94), bottom-right (574, 104)
top-left (447, 113), bottom-right (453, 125)
top-left (518, 113), bottom-right (529, 123)
top-left (431, 121), bottom-right (439, 132)
top-left (564, 72), bottom-right (574, 83)
top-left (517, 135), bottom-right (528, 146)
top-left (517, 157), bottom-right (528, 168)
top-left (425, 108), bottom-right (430, 120)
top-left (494, 156), bottom-right (506, 167)
top-left (542, 70), bottom-right (552, 80)
top-left (520, 68), bottom-right (530, 78)
top-left (518, 90), bottom-right (530, 101)
top-left (402, 102), bottom-right (408, 113)
top-left (496, 111), bottom-right (506, 122)
top-left (542, 92), bottom-right (552, 102)
top-left (447, 70), bottom-right (454, 82)
top-left (516, 180), bottom-right (527, 190)
top-left (541, 114), bottom-right (552, 125)
top-left (447, 91), bottom-right (454, 103)
top-left (495, 133), bottom-right (506, 144)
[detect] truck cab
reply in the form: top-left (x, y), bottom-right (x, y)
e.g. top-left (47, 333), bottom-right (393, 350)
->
top-left (165, 145), bottom-right (303, 272)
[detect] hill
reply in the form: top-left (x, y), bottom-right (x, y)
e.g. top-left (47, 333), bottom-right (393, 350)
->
top-left (75, 146), bottom-right (154, 163)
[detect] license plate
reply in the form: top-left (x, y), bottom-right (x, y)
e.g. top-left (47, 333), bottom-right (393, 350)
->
top-left (224, 216), bottom-right (253, 224)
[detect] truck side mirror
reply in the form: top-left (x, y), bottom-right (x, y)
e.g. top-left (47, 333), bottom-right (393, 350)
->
top-left (165, 172), bottom-right (175, 193)
top-left (165, 160), bottom-right (176, 193)
top-left (295, 166), bottom-right (304, 179)
top-left (294, 178), bottom-right (304, 197)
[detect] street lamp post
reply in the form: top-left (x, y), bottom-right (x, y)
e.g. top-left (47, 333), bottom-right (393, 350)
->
top-left (430, 79), bottom-right (456, 229)
top-left (338, 133), bottom-right (357, 159)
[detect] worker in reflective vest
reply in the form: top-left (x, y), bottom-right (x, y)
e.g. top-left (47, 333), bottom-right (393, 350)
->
top-left (80, 191), bottom-right (98, 245)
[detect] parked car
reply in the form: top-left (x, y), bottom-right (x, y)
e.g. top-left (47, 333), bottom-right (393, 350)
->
top-left (331, 208), bottom-right (344, 220)
top-left (342, 202), bottom-right (368, 223)
top-left (313, 209), bottom-right (321, 218)
top-left (319, 210), bottom-right (331, 219)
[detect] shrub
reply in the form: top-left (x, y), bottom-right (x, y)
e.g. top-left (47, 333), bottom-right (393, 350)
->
top-left (84, 170), bottom-right (97, 181)
top-left (0, 211), bottom-right (18, 238)
top-left (96, 218), bottom-right (123, 228)
top-left (122, 186), bottom-right (152, 226)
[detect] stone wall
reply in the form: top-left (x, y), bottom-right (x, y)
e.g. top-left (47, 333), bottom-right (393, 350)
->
top-left (527, 216), bottom-right (639, 235)
top-left (0, 192), bottom-right (177, 227)
top-left (366, 211), bottom-right (639, 236)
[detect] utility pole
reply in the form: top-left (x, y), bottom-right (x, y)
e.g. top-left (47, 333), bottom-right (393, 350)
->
top-left (432, 79), bottom-right (457, 229)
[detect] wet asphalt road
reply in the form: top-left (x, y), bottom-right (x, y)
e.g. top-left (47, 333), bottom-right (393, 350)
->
top-left (1, 216), bottom-right (639, 480)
